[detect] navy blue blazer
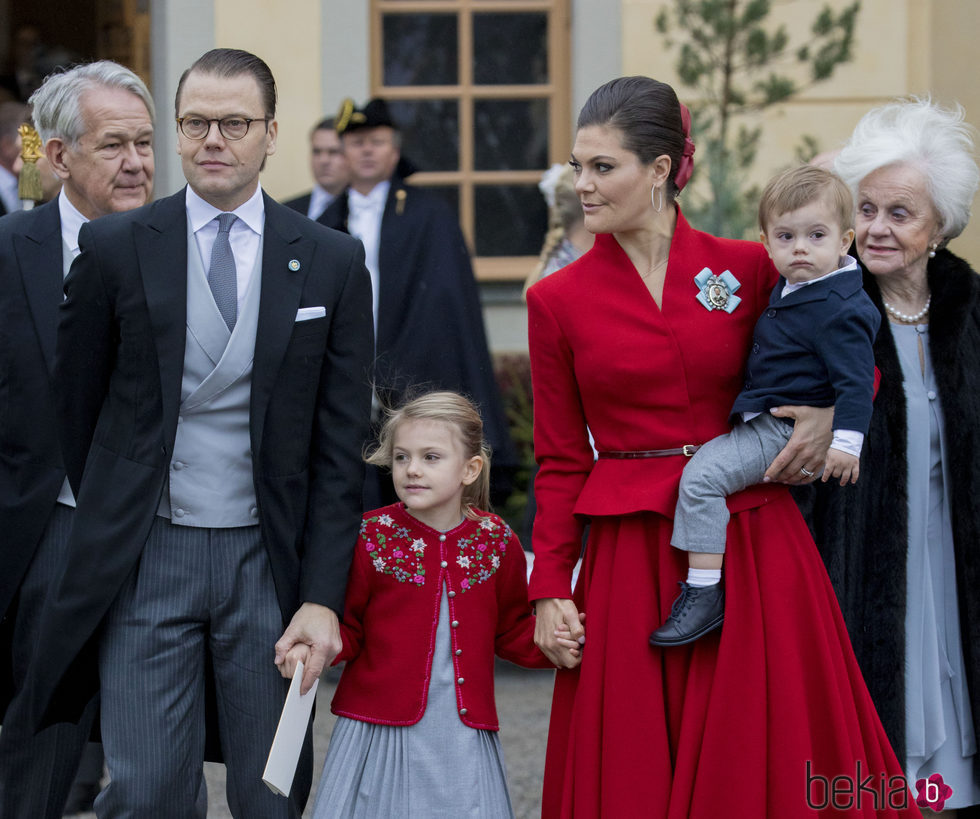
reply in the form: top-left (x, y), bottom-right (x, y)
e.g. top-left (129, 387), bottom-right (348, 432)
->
top-left (730, 264), bottom-right (880, 434)
top-left (283, 191), bottom-right (312, 217)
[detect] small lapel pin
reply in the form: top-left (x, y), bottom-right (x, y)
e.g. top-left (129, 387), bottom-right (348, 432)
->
top-left (288, 259), bottom-right (301, 272)
top-left (395, 189), bottom-right (407, 215)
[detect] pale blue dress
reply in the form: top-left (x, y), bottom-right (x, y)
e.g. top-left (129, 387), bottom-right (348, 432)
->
top-left (311, 588), bottom-right (515, 818)
top-left (896, 322), bottom-right (980, 807)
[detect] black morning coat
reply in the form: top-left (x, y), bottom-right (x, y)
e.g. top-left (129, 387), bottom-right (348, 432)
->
top-left (0, 199), bottom-right (67, 716)
top-left (24, 190), bottom-right (374, 730)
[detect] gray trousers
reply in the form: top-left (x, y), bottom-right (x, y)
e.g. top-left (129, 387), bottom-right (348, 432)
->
top-left (672, 413), bottom-right (793, 554)
top-left (95, 517), bottom-right (311, 818)
top-left (0, 503), bottom-right (99, 819)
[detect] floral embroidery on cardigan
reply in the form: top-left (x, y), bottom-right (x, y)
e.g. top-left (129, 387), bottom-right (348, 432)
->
top-left (360, 511), bottom-right (511, 590)
top-left (361, 514), bottom-right (426, 585)
top-left (454, 517), bottom-right (510, 592)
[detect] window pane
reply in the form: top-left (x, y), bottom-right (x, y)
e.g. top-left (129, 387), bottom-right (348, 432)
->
top-left (388, 100), bottom-right (459, 172)
top-left (475, 184), bottom-right (548, 257)
top-left (473, 13), bottom-right (548, 85)
top-left (383, 14), bottom-right (458, 86)
top-left (473, 99), bottom-right (548, 171)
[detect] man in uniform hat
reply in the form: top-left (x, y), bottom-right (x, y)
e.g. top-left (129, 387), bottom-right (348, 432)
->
top-left (284, 116), bottom-right (350, 221)
top-left (0, 60), bottom-right (155, 817)
top-left (318, 97), bottom-right (516, 507)
top-left (27, 48), bottom-right (373, 816)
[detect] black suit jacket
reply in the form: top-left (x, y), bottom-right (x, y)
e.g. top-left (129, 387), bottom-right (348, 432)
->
top-left (283, 191), bottom-right (312, 217)
top-left (318, 178), bottom-right (517, 481)
top-left (0, 200), bottom-right (66, 712)
top-left (31, 189), bottom-right (374, 726)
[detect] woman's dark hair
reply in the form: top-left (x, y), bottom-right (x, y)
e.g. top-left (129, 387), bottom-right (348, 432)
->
top-left (577, 76), bottom-right (686, 197)
top-left (175, 48), bottom-right (277, 119)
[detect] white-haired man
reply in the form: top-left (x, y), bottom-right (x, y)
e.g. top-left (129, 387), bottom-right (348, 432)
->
top-left (0, 60), bottom-right (155, 817)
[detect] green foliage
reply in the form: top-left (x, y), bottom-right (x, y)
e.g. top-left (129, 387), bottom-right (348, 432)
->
top-left (656, 0), bottom-right (860, 239)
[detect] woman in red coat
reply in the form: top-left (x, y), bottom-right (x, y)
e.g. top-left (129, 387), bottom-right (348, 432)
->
top-left (527, 76), bottom-right (918, 818)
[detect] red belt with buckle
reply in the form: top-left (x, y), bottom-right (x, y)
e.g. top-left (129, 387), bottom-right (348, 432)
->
top-left (598, 445), bottom-right (701, 459)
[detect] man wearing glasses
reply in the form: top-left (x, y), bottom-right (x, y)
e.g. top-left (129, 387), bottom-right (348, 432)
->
top-left (28, 48), bottom-right (373, 817)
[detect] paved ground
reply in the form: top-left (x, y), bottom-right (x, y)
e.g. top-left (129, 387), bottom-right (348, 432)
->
top-left (76, 661), bottom-right (555, 818)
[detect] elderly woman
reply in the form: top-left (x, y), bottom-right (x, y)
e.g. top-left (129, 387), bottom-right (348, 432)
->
top-left (805, 99), bottom-right (980, 813)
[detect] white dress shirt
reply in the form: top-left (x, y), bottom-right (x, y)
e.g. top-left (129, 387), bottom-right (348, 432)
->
top-left (186, 184), bottom-right (266, 315)
top-left (347, 180), bottom-right (389, 333)
top-left (307, 185), bottom-right (336, 221)
top-left (56, 189), bottom-right (92, 508)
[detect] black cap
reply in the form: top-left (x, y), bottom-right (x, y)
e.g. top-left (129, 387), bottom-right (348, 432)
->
top-left (335, 97), bottom-right (398, 135)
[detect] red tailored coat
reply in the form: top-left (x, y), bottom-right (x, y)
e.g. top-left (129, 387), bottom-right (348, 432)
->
top-left (528, 214), bottom-right (777, 598)
top-left (526, 209), bottom-right (917, 819)
top-left (331, 503), bottom-right (551, 731)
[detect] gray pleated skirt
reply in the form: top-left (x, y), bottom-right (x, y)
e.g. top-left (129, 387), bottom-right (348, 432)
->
top-left (312, 589), bottom-right (515, 818)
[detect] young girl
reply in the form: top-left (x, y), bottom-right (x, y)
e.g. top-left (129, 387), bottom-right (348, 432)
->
top-left (310, 391), bottom-right (579, 818)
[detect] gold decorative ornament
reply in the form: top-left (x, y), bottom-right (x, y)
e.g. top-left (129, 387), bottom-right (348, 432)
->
top-left (335, 98), bottom-right (367, 135)
top-left (18, 123), bottom-right (44, 204)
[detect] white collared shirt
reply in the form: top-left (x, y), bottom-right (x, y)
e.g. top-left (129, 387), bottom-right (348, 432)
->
top-left (58, 188), bottom-right (89, 261)
top-left (347, 180), bottom-right (389, 332)
top-left (186, 184), bottom-right (265, 314)
top-left (780, 255), bottom-right (858, 298)
top-left (0, 164), bottom-right (22, 214)
top-left (56, 189), bottom-right (91, 509)
top-left (307, 185), bottom-right (336, 221)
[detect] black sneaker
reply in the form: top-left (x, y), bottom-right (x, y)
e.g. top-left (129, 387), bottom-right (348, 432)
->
top-left (649, 581), bottom-right (724, 647)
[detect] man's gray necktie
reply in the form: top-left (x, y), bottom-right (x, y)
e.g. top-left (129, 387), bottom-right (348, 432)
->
top-left (208, 212), bottom-right (238, 332)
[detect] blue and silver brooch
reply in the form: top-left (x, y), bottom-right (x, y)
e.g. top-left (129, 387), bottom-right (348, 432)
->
top-left (694, 267), bottom-right (741, 313)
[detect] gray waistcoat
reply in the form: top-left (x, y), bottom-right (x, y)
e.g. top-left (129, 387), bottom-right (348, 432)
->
top-left (157, 224), bottom-right (263, 527)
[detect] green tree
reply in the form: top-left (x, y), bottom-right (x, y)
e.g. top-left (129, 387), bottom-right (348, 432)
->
top-left (655, 0), bottom-right (860, 238)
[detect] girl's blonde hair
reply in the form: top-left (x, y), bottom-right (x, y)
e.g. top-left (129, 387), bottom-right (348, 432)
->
top-left (365, 391), bottom-right (492, 519)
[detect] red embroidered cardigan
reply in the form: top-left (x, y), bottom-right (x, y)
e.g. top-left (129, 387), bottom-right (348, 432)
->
top-left (330, 503), bottom-right (552, 730)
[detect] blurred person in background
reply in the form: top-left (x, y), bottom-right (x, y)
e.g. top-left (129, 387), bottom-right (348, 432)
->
top-left (284, 116), bottom-right (349, 221)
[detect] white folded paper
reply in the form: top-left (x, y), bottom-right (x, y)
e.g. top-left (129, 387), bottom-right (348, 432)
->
top-left (262, 661), bottom-right (319, 796)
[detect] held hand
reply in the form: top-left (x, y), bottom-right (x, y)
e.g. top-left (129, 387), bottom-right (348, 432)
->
top-left (823, 449), bottom-right (860, 486)
top-left (554, 612), bottom-right (587, 668)
top-left (274, 602), bottom-right (342, 694)
top-left (534, 598), bottom-right (584, 668)
top-left (764, 405), bottom-right (834, 485)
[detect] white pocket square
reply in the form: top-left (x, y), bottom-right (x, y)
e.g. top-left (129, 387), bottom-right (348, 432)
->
top-left (295, 306), bottom-right (326, 322)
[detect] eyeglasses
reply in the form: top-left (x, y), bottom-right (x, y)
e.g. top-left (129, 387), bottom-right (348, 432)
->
top-left (176, 116), bottom-right (270, 141)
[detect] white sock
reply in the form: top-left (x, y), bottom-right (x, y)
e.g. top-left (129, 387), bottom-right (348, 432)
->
top-left (687, 567), bottom-right (721, 587)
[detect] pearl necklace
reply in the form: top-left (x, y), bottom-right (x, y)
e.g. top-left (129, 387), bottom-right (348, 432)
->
top-left (882, 295), bottom-right (931, 323)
